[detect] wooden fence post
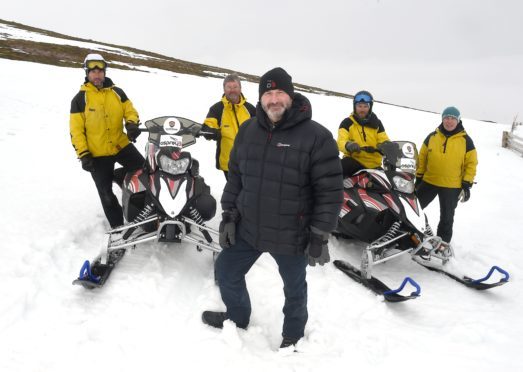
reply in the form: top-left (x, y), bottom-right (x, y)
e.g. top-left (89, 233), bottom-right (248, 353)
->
top-left (502, 131), bottom-right (509, 148)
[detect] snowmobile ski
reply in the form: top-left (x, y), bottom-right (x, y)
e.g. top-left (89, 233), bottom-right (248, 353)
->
top-left (72, 248), bottom-right (126, 289)
top-left (333, 259), bottom-right (421, 302)
top-left (413, 258), bottom-right (509, 290)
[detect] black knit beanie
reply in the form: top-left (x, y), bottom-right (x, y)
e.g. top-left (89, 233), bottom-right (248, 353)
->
top-left (258, 67), bottom-right (294, 99)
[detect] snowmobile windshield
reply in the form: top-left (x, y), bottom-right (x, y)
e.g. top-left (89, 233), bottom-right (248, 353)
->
top-left (144, 116), bottom-right (202, 149)
top-left (393, 141), bottom-right (418, 174)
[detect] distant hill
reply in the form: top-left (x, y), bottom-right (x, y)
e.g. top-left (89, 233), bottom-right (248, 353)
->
top-left (0, 18), bottom-right (443, 114)
top-left (0, 19), bottom-right (345, 98)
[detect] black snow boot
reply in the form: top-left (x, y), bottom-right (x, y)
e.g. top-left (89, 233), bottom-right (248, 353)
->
top-left (201, 311), bottom-right (227, 329)
top-left (280, 336), bottom-right (299, 349)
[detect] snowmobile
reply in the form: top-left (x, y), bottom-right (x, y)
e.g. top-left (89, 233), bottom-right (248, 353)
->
top-left (73, 116), bottom-right (222, 289)
top-left (333, 141), bottom-right (509, 301)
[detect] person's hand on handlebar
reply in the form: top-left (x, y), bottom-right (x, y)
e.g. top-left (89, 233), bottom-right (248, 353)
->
top-left (345, 141), bottom-right (361, 153)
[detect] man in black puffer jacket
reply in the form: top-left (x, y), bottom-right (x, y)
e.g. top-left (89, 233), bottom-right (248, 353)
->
top-left (202, 67), bottom-right (343, 349)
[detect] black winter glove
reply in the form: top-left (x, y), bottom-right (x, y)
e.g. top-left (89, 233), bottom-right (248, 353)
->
top-left (345, 141), bottom-right (361, 153)
top-left (306, 228), bottom-right (330, 267)
top-left (377, 141), bottom-right (401, 164)
top-left (219, 209), bottom-right (240, 249)
top-left (377, 141), bottom-right (399, 154)
top-left (459, 181), bottom-right (472, 203)
top-left (125, 122), bottom-right (141, 142)
top-left (201, 127), bottom-right (221, 141)
top-left (80, 153), bottom-right (94, 172)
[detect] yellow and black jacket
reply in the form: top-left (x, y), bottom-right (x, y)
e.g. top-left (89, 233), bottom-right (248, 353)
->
top-left (70, 78), bottom-right (139, 158)
top-left (336, 113), bottom-right (390, 168)
top-left (203, 94), bottom-right (256, 171)
top-left (416, 122), bottom-right (478, 188)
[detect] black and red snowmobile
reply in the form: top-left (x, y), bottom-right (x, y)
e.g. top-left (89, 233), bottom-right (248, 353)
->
top-left (73, 116), bottom-right (222, 289)
top-left (333, 141), bottom-right (509, 302)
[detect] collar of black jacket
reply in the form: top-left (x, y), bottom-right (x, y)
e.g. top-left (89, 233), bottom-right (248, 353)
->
top-left (255, 93), bottom-right (312, 131)
top-left (438, 121), bottom-right (465, 136)
top-left (352, 112), bottom-right (381, 129)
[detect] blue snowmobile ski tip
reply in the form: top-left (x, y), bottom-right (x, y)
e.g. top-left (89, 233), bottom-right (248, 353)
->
top-left (72, 249), bottom-right (126, 289)
top-left (333, 260), bottom-right (421, 302)
top-left (416, 261), bottom-right (509, 290)
top-left (383, 277), bottom-right (421, 297)
top-left (469, 265), bottom-right (509, 285)
top-left (78, 260), bottom-right (101, 283)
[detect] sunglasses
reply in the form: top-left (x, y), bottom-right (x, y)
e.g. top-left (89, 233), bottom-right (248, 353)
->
top-left (86, 60), bottom-right (106, 70)
top-left (354, 93), bottom-right (372, 104)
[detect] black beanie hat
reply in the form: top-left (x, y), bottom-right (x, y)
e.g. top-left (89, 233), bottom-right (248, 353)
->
top-left (259, 67), bottom-right (294, 99)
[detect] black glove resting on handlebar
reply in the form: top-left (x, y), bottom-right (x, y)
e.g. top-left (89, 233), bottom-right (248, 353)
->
top-left (125, 122), bottom-right (141, 142)
top-left (377, 141), bottom-right (399, 154)
top-left (345, 141), bottom-right (361, 153)
top-left (202, 127), bottom-right (221, 141)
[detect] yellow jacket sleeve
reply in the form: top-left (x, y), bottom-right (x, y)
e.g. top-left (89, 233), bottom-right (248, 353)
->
top-left (203, 117), bottom-right (219, 130)
top-left (337, 127), bottom-right (350, 155)
top-left (463, 148), bottom-right (478, 184)
top-left (123, 99), bottom-right (139, 124)
top-left (204, 100), bottom-right (222, 130)
top-left (417, 142), bottom-right (428, 178)
top-left (69, 112), bottom-right (89, 158)
top-left (377, 130), bottom-right (390, 145)
top-left (69, 90), bottom-right (90, 158)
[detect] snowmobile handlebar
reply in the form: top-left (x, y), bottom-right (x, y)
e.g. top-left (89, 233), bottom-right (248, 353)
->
top-left (137, 126), bottom-right (207, 137)
top-left (137, 126), bottom-right (213, 137)
top-left (359, 146), bottom-right (382, 154)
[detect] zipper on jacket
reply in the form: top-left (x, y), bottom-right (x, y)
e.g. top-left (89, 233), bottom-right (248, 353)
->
top-left (443, 136), bottom-right (449, 153)
top-left (255, 127), bottom-right (274, 248)
top-left (231, 104), bottom-right (240, 132)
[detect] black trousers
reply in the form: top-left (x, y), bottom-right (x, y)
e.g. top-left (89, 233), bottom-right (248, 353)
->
top-left (416, 181), bottom-right (461, 243)
top-left (90, 144), bottom-right (145, 228)
top-left (341, 157), bottom-right (365, 178)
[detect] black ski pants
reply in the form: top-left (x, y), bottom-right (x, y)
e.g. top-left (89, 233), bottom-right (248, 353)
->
top-left (341, 157), bottom-right (365, 178)
top-left (90, 144), bottom-right (145, 228)
top-left (416, 181), bottom-right (461, 243)
top-left (215, 234), bottom-right (308, 340)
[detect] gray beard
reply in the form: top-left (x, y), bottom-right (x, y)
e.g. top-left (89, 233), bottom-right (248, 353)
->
top-left (267, 109), bottom-right (285, 123)
top-left (263, 101), bottom-right (290, 124)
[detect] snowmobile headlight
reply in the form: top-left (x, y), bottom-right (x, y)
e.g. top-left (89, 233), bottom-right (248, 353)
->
top-left (392, 175), bottom-right (415, 194)
top-left (159, 156), bottom-right (190, 175)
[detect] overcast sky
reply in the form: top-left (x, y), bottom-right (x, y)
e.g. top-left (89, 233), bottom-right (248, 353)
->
top-left (3, 0), bottom-right (523, 124)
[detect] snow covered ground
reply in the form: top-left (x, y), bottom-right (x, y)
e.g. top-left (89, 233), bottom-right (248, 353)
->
top-left (1, 58), bottom-right (522, 372)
